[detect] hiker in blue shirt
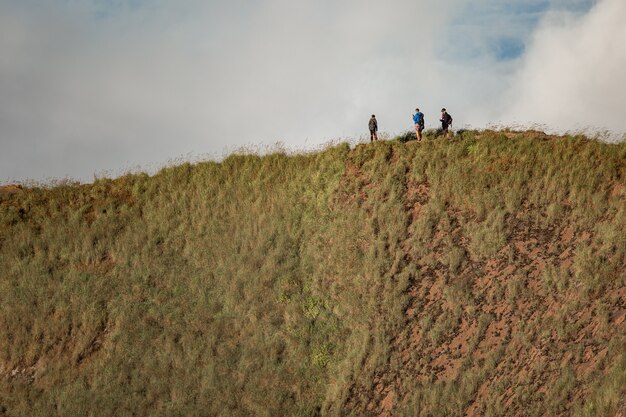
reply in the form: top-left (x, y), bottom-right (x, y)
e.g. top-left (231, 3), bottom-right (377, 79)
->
top-left (413, 108), bottom-right (425, 142)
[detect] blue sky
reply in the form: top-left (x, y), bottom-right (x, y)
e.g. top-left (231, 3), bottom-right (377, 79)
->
top-left (444, 0), bottom-right (595, 61)
top-left (0, 0), bottom-right (623, 182)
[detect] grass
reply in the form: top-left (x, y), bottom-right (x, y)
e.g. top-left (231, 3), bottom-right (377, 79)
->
top-left (0, 130), bottom-right (625, 416)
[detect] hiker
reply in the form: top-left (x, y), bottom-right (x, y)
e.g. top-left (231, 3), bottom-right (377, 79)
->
top-left (369, 114), bottom-right (378, 142)
top-left (413, 108), bottom-right (424, 142)
top-left (440, 108), bottom-right (453, 138)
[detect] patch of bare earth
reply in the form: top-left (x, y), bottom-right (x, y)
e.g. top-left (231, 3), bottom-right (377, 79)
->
top-left (343, 182), bottom-right (625, 416)
top-left (0, 185), bottom-right (23, 196)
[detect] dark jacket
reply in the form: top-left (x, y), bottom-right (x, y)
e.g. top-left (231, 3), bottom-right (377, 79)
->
top-left (369, 117), bottom-right (378, 132)
top-left (441, 112), bottom-right (452, 129)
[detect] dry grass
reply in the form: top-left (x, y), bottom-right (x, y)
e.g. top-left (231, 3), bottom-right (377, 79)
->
top-left (0, 130), bottom-right (624, 416)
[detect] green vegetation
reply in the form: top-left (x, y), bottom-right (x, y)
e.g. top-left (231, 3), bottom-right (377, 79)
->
top-left (0, 130), bottom-right (625, 416)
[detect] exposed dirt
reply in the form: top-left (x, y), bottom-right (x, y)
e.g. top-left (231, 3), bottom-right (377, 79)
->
top-left (610, 182), bottom-right (626, 198)
top-left (342, 159), bottom-right (625, 416)
top-left (0, 185), bottom-right (23, 196)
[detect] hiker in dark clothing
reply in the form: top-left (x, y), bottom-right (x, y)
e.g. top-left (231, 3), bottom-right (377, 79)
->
top-left (369, 115), bottom-right (378, 142)
top-left (440, 108), bottom-right (453, 138)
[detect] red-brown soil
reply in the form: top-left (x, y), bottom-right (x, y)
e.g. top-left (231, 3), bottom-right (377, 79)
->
top-left (343, 174), bottom-right (625, 417)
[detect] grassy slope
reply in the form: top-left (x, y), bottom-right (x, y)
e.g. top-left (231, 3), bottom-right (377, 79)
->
top-left (0, 130), bottom-right (625, 417)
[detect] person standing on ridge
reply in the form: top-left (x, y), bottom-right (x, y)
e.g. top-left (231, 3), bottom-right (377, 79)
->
top-left (369, 114), bottom-right (378, 142)
top-left (440, 108), bottom-right (453, 138)
top-left (413, 108), bottom-right (424, 142)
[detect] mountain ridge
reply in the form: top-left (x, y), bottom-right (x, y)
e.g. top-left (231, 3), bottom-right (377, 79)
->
top-left (0, 130), bottom-right (624, 416)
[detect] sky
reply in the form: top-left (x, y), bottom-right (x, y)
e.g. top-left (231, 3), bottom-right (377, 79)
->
top-left (1, 0), bottom-right (625, 183)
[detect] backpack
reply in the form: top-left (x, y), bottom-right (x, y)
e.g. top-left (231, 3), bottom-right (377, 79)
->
top-left (446, 113), bottom-right (453, 125)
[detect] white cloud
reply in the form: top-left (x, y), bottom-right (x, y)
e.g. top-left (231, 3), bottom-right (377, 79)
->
top-left (500, 0), bottom-right (626, 137)
top-left (0, 0), bottom-right (623, 182)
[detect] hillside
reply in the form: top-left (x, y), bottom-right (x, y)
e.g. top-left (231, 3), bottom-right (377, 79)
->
top-left (0, 130), bottom-right (625, 417)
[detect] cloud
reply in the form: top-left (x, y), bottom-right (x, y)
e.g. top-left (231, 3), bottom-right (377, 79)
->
top-left (500, 0), bottom-right (626, 137)
top-left (0, 0), bottom-right (455, 182)
top-left (0, 0), bottom-right (623, 182)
